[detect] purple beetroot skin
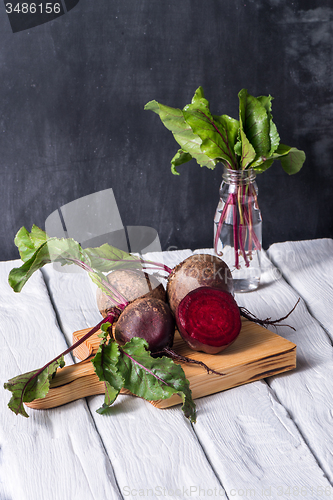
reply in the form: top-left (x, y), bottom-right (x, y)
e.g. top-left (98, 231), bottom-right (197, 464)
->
top-left (114, 297), bottom-right (175, 354)
top-left (166, 254), bottom-right (234, 316)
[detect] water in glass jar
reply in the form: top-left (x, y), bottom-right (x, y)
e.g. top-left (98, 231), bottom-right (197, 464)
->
top-left (214, 215), bottom-right (262, 293)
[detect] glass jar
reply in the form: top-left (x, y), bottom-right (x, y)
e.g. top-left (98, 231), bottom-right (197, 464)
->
top-left (214, 166), bottom-right (262, 292)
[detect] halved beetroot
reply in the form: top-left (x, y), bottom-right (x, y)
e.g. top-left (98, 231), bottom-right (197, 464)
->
top-left (176, 287), bottom-right (242, 354)
top-left (167, 254), bottom-right (234, 316)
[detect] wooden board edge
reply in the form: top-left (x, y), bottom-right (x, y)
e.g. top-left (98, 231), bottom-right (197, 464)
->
top-left (26, 346), bottom-right (296, 411)
top-left (150, 345), bottom-right (296, 409)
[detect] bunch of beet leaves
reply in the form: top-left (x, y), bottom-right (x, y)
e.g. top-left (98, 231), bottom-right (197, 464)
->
top-left (4, 225), bottom-right (196, 422)
top-left (145, 87), bottom-right (306, 266)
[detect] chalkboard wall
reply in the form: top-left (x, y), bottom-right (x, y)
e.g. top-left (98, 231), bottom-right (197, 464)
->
top-left (0, 0), bottom-right (332, 260)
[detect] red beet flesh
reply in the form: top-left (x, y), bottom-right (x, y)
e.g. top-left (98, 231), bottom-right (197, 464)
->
top-left (176, 287), bottom-right (242, 354)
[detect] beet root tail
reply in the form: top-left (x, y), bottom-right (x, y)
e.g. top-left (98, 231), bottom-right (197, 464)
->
top-left (161, 347), bottom-right (225, 376)
top-left (239, 298), bottom-right (300, 331)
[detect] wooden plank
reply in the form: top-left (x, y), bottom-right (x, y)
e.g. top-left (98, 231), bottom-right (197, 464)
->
top-left (234, 246), bottom-right (333, 485)
top-left (268, 238), bottom-right (333, 342)
top-left (26, 318), bottom-right (296, 410)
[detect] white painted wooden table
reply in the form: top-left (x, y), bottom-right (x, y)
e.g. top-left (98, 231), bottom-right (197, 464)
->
top-left (1, 240), bottom-right (333, 500)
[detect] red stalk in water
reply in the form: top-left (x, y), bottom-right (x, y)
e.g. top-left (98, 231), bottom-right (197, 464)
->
top-left (214, 183), bottom-right (261, 269)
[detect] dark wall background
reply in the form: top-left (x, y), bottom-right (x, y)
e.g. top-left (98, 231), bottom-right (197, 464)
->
top-left (0, 0), bottom-right (332, 260)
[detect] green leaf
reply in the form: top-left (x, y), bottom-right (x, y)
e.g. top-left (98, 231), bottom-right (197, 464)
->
top-left (8, 235), bottom-right (86, 293)
top-left (279, 146), bottom-right (306, 175)
top-left (144, 100), bottom-right (217, 171)
top-left (235, 120), bottom-right (256, 169)
top-left (251, 143), bottom-right (291, 173)
top-left (257, 94), bottom-right (280, 156)
top-left (183, 99), bottom-right (239, 169)
top-left (14, 225), bottom-right (48, 262)
top-left (144, 100), bottom-right (184, 134)
top-left (252, 144), bottom-right (306, 175)
top-left (118, 338), bottom-right (196, 423)
top-left (256, 94), bottom-right (272, 113)
top-left (191, 86), bottom-right (205, 103)
top-left (92, 325), bottom-right (124, 414)
top-left (252, 158), bottom-right (274, 173)
top-left (84, 244), bottom-right (141, 273)
top-left (8, 227), bottom-right (141, 303)
top-left (170, 149), bottom-right (193, 175)
top-left (268, 120), bottom-right (280, 156)
top-left (238, 89), bottom-right (271, 158)
top-left (8, 241), bottom-right (129, 307)
top-left (92, 332), bottom-right (197, 421)
top-left (4, 356), bottom-right (65, 417)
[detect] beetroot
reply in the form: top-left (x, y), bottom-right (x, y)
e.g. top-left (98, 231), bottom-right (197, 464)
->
top-left (176, 287), bottom-right (242, 354)
top-left (97, 269), bottom-right (166, 318)
top-left (113, 295), bottom-right (225, 375)
top-left (114, 297), bottom-right (175, 354)
top-left (167, 254), bottom-right (233, 315)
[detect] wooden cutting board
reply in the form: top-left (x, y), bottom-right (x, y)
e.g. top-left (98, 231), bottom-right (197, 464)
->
top-left (26, 318), bottom-right (296, 411)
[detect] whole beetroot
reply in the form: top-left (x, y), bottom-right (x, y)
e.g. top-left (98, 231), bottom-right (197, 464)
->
top-left (166, 254), bottom-right (233, 315)
top-left (97, 269), bottom-right (166, 318)
top-left (114, 297), bottom-right (175, 354)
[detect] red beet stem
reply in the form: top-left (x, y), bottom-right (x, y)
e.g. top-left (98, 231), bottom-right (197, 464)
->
top-left (214, 183), bottom-right (261, 268)
top-left (214, 192), bottom-right (233, 255)
top-left (232, 193), bottom-right (240, 269)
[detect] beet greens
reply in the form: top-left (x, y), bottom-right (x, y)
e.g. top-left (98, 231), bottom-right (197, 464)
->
top-left (145, 87), bottom-right (306, 268)
top-left (4, 225), bottom-right (196, 422)
top-left (93, 323), bottom-right (195, 418)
